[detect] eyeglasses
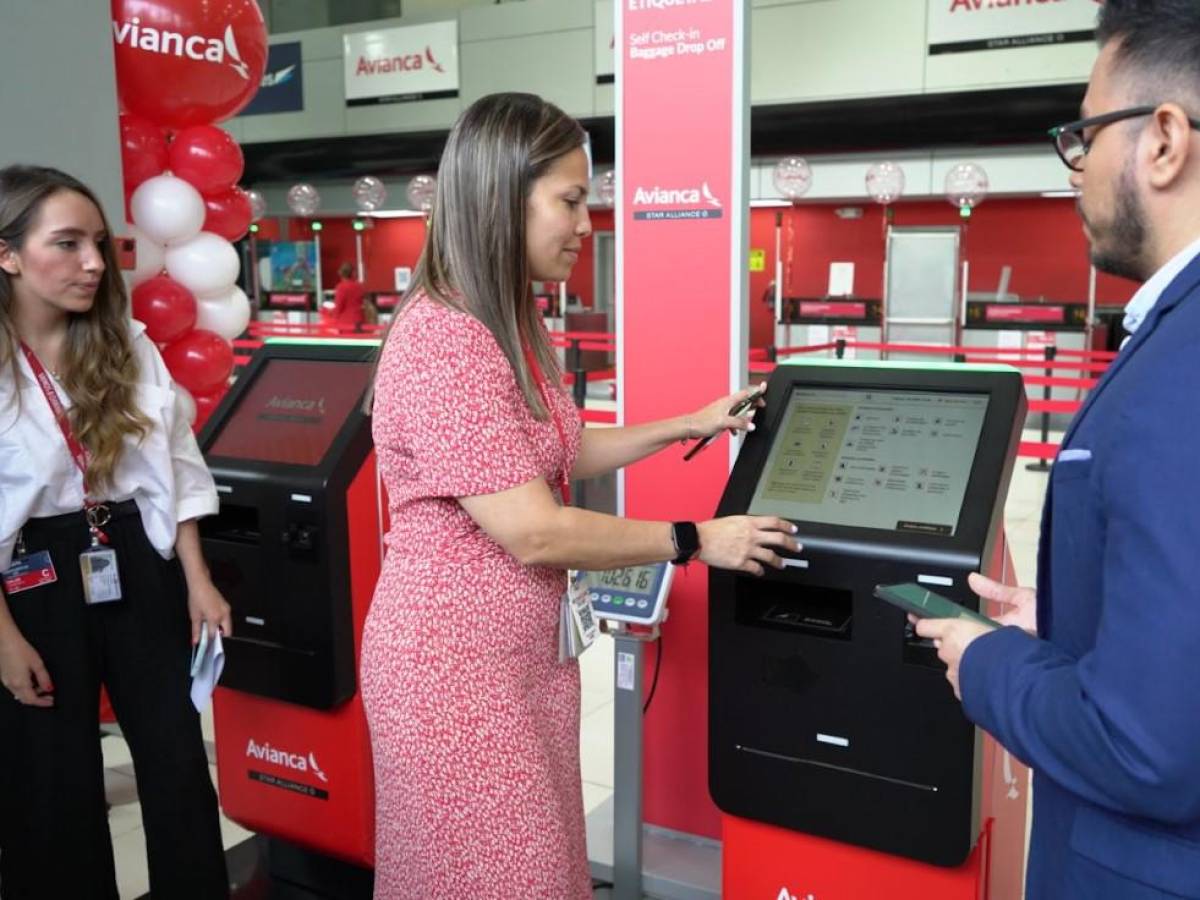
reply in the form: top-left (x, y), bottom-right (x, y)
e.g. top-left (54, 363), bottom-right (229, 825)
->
top-left (1049, 105), bottom-right (1200, 171)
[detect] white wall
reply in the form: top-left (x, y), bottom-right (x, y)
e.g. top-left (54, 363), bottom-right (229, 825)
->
top-left (0, 1), bottom-right (125, 228)
top-left (228, 0), bottom-right (1098, 146)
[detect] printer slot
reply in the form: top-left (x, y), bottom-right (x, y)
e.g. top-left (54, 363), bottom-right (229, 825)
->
top-left (200, 503), bottom-right (260, 545)
top-left (737, 581), bottom-right (852, 640)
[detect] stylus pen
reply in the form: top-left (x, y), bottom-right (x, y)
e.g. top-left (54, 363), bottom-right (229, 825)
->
top-left (683, 389), bottom-right (764, 462)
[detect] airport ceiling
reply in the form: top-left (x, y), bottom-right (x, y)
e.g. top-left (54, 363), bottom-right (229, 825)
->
top-left (242, 83), bottom-right (1087, 183)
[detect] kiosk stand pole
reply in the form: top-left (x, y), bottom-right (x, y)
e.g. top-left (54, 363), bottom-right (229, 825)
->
top-left (605, 621), bottom-right (662, 900)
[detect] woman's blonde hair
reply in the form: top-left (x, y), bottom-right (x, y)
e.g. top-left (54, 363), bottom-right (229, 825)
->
top-left (0, 165), bottom-right (151, 491)
top-left (375, 92), bottom-right (586, 420)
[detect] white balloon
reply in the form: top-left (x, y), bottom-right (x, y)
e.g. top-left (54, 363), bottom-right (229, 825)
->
top-left (287, 183), bottom-right (321, 217)
top-left (352, 175), bottom-right (388, 212)
top-left (165, 232), bottom-right (240, 298)
top-left (592, 170), bottom-right (615, 208)
top-left (773, 157), bottom-right (813, 200)
top-left (130, 175), bottom-right (205, 246)
top-left (125, 223), bottom-right (166, 288)
top-left (194, 286), bottom-right (251, 342)
top-left (406, 174), bottom-right (436, 213)
top-left (174, 385), bottom-right (197, 426)
top-left (945, 162), bottom-right (989, 211)
top-left (865, 161), bottom-right (906, 206)
top-left (246, 189), bottom-right (267, 222)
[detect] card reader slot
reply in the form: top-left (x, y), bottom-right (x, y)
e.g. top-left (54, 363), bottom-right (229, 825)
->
top-left (199, 503), bottom-right (261, 545)
top-left (737, 581), bottom-right (852, 640)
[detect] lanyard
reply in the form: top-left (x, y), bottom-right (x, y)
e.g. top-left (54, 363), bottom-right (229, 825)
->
top-left (522, 344), bottom-right (572, 506)
top-left (18, 342), bottom-right (111, 545)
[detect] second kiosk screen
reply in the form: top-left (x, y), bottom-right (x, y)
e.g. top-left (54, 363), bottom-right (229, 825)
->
top-left (747, 386), bottom-right (989, 536)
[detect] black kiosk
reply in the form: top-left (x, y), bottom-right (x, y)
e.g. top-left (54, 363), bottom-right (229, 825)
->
top-left (197, 339), bottom-right (382, 878)
top-left (710, 359), bottom-right (1026, 869)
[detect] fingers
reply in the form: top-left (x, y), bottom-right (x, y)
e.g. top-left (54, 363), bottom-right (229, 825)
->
top-left (190, 613), bottom-right (202, 646)
top-left (966, 571), bottom-right (1004, 599)
top-left (9, 666), bottom-right (54, 708)
top-left (30, 658), bottom-right (53, 697)
top-left (913, 617), bottom-right (951, 640)
top-left (220, 607), bottom-right (233, 638)
top-left (754, 516), bottom-right (799, 535)
top-left (750, 546), bottom-right (785, 570)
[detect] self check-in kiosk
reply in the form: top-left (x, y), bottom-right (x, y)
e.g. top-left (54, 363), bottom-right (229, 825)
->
top-left (711, 359), bottom-right (1029, 896)
top-left (197, 340), bottom-right (382, 881)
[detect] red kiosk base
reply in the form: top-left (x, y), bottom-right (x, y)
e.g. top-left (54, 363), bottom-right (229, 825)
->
top-left (723, 737), bottom-right (1028, 900)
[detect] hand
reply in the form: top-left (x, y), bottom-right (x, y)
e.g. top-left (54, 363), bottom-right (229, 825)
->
top-left (911, 616), bottom-right (997, 701)
top-left (187, 576), bottom-right (232, 645)
top-left (697, 516), bottom-right (799, 575)
top-left (685, 384), bottom-right (767, 441)
top-left (0, 629), bottom-right (54, 708)
top-left (968, 572), bottom-right (1036, 635)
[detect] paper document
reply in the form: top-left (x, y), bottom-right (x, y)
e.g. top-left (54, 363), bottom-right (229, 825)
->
top-left (190, 629), bottom-right (225, 713)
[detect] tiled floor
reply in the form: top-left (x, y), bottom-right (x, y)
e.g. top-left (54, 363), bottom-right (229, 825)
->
top-left (101, 432), bottom-right (1053, 897)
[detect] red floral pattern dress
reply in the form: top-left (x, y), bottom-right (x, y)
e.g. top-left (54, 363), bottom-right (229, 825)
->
top-left (361, 295), bottom-right (589, 899)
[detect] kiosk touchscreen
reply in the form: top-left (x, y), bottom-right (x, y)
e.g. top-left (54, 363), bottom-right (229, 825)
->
top-left (710, 359), bottom-right (1025, 868)
top-left (198, 341), bottom-right (382, 875)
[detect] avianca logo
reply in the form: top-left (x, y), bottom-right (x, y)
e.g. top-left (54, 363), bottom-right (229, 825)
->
top-left (265, 394), bottom-right (327, 415)
top-left (776, 890), bottom-right (815, 900)
top-left (355, 45), bottom-right (446, 76)
top-left (246, 739), bottom-right (329, 783)
top-left (262, 64), bottom-right (296, 88)
top-left (632, 182), bottom-right (722, 208)
top-left (112, 17), bottom-right (250, 80)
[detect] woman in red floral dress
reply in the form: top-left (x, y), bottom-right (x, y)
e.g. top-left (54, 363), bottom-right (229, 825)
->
top-left (362, 92), bottom-right (799, 899)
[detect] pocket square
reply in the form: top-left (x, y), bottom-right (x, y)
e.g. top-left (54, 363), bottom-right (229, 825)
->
top-left (1058, 448), bottom-right (1092, 462)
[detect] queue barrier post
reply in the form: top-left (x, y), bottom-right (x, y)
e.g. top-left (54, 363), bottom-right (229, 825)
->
top-left (1026, 345), bottom-right (1057, 472)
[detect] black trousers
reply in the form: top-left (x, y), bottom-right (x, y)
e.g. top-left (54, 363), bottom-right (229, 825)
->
top-left (0, 502), bottom-right (228, 899)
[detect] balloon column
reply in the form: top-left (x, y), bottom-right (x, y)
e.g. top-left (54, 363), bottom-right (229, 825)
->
top-left (771, 157), bottom-right (813, 326)
top-left (112, 0), bottom-right (267, 431)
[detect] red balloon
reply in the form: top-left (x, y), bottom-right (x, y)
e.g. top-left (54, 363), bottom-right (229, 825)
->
top-left (162, 329), bottom-right (234, 396)
top-left (203, 186), bottom-right (253, 241)
top-left (132, 276), bottom-right (197, 344)
top-left (111, 0), bottom-right (268, 129)
top-left (119, 114), bottom-right (168, 192)
top-left (169, 126), bottom-right (245, 196)
top-left (192, 386), bottom-right (227, 431)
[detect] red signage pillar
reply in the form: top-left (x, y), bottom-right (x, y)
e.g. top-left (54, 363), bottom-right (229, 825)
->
top-left (616, 0), bottom-right (749, 839)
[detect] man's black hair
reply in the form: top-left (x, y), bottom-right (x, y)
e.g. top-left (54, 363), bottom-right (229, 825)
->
top-left (1097, 0), bottom-right (1200, 102)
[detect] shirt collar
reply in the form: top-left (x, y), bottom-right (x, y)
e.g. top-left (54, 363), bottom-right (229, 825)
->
top-left (1123, 233), bottom-right (1200, 335)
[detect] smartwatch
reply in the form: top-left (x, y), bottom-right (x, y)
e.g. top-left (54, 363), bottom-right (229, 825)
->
top-left (671, 521), bottom-right (700, 566)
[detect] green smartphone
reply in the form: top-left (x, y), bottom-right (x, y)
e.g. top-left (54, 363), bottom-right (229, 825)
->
top-left (874, 582), bottom-right (999, 628)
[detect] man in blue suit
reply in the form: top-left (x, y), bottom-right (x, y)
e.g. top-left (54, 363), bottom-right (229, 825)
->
top-left (915, 2), bottom-right (1200, 897)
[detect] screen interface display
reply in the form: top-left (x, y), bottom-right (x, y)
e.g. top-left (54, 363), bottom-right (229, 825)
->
top-left (590, 565), bottom-right (659, 597)
top-left (747, 386), bottom-right (989, 536)
top-left (208, 359), bottom-right (371, 467)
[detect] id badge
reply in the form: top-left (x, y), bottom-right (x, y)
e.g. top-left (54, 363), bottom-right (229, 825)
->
top-left (2, 551), bottom-right (58, 595)
top-left (80, 547), bottom-right (122, 604)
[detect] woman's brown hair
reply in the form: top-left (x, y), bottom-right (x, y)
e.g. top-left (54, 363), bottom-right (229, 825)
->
top-left (0, 165), bottom-right (151, 491)
top-left (377, 92), bottom-right (586, 420)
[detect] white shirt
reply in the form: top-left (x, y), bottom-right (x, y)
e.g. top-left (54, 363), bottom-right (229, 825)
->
top-left (1122, 233), bottom-right (1200, 338)
top-left (0, 320), bottom-right (218, 571)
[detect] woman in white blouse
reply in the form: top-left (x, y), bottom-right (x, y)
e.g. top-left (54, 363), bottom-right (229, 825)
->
top-left (0, 165), bottom-right (230, 899)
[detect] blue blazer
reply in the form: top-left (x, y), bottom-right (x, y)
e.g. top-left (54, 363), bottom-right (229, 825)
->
top-left (961, 251), bottom-right (1200, 899)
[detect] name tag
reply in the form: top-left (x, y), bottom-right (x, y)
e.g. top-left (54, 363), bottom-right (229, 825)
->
top-left (2, 551), bottom-right (58, 595)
